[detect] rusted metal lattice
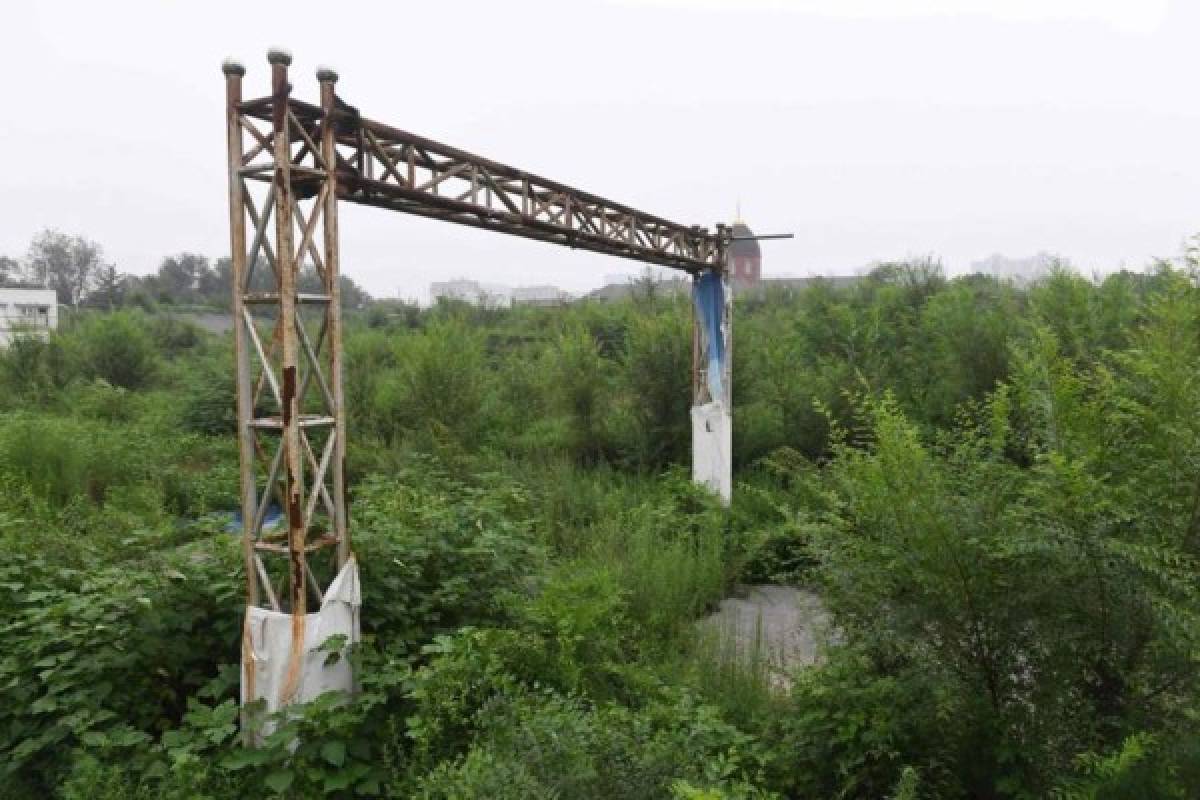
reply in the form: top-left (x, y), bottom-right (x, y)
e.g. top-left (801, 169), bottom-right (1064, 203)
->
top-left (223, 51), bottom-right (349, 619)
top-left (223, 47), bottom-right (730, 628)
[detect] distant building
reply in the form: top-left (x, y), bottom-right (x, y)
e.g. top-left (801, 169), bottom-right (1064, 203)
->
top-left (0, 288), bottom-right (57, 348)
top-left (429, 279), bottom-right (511, 308)
top-left (736, 275), bottom-right (860, 300)
top-left (602, 272), bottom-right (637, 287)
top-left (429, 279), bottom-right (572, 308)
top-left (729, 220), bottom-right (762, 287)
top-left (970, 252), bottom-right (1058, 285)
top-left (584, 274), bottom-right (691, 302)
top-left (512, 285), bottom-right (571, 306)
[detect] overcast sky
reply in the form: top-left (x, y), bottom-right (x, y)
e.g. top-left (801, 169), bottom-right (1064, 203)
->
top-left (2, 0), bottom-right (1197, 301)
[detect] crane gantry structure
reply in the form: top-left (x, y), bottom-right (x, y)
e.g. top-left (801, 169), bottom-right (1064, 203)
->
top-left (223, 49), bottom-right (733, 707)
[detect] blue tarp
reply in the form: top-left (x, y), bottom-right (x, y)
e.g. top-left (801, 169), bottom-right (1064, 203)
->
top-left (224, 503), bottom-right (283, 534)
top-left (693, 271), bottom-right (725, 401)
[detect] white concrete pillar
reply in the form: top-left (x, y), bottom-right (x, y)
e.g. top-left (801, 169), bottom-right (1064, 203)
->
top-left (691, 256), bottom-right (733, 506)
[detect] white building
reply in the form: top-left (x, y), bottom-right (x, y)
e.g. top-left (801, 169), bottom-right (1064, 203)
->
top-left (428, 278), bottom-right (574, 308)
top-left (970, 252), bottom-right (1058, 285)
top-left (511, 285), bottom-right (571, 306)
top-left (0, 288), bottom-right (57, 348)
top-left (429, 279), bottom-right (512, 308)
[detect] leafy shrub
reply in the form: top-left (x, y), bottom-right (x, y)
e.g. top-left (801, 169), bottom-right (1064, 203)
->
top-left (764, 647), bottom-right (949, 798)
top-left (591, 473), bottom-right (729, 642)
top-left (352, 466), bottom-right (545, 646)
top-left (133, 640), bottom-right (413, 799)
top-left (344, 327), bottom-right (398, 437)
top-left (178, 358), bottom-right (236, 436)
top-left (0, 542), bottom-right (240, 795)
top-left (1050, 733), bottom-right (1193, 800)
top-left (73, 311), bottom-right (159, 389)
top-left (404, 627), bottom-right (531, 765)
top-left (415, 689), bottom-right (774, 800)
top-left (366, 319), bottom-right (490, 446)
top-left (415, 748), bottom-right (550, 799)
top-left (515, 564), bottom-right (633, 696)
top-left (147, 314), bottom-right (205, 355)
top-left (804, 384), bottom-right (1200, 796)
top-left (71, 379), bottom-right (138, 422)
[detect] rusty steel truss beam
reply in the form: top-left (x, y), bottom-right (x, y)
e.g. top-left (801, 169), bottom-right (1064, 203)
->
top-left (235, 85), bottom-right (725, 275)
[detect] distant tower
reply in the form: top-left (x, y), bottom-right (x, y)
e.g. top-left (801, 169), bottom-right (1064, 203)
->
top-left (729, 208), bottom-right (761, 287)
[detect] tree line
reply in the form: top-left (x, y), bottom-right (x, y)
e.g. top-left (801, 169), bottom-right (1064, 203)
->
top-left (0, 228), bottom-right (371, 310)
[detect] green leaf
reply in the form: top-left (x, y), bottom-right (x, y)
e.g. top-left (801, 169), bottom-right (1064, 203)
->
top-left (110, 727), bottom-right (150, 747)
top-left (318, 633), bottom-right (348, 652)
top-left (264, 769), bottom-right (294, 794)
top-left (355, 776), bottom-right (381, 796)
top-left (324, 771), bottom-right (354, 791)
top-left (80, 730), bottom-right (107, 748)
top-left (321, 739), bottom-right (347, 767)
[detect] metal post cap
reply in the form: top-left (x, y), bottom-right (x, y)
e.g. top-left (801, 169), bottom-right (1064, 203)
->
top-left (316, 65), bottom-right (339, 83)
top-left (267, 48), bottom-right (292, 66)
top-left (222, 58), bottom-right (246, 77)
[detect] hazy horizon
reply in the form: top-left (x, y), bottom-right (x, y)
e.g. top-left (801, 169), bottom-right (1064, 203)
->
top-left (3, 0), bottom-right (1197, 303)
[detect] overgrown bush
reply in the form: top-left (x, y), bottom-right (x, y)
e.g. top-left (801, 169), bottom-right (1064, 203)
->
top-left (414, 689), bottom-right (773, 799)
top-left (366, 318), bottom-right (490, 446)
top-left (352, 463), bottom-right (546, 646)
top-left (616, 306), bottom-right (692, 467)
top-left (0, 540), bottom-right (240, 795)
top-left (72, 311), bottom-right (159, 390)
top-left (0, 334), bottom-right (71, 409)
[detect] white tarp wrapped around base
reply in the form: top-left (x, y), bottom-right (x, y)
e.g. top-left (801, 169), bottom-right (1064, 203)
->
top-left (692, 401), bottom-right (732, 506)
top-left (241, 557), bottom-right (360, 732)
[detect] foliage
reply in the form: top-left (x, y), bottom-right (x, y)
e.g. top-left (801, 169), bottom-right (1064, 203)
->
top-left (0, 333), bottom-right (76, 411)
top-left (364, 318), bottom-right (491, 446)
top-left (616, 304), bottom-right (693, 467)
top-left (351, 465), bottom-right (545, 645)
top-left (71, 311), bottom-right (160, 389)
top-left (545, 325), bottom-right (613, 464)
top-left (414, 689), bottom-right (775, 799)
top-left (0, 540), bottom-right (240, 796)
top-left (23, 229), bottom-right (106, 307)
top-left (2, 256), bottom-right (1200, 798)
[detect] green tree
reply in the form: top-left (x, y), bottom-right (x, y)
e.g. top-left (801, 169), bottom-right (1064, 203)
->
top-left (25, 229), bottom-right (105, 306)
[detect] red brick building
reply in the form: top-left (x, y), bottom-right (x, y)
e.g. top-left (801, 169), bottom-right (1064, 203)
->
top-left (729, 221), bottom-right (761, 287)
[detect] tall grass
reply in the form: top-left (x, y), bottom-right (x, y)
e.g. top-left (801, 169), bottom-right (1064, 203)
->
top-left (0, 411), bottom-right (235, 517)
top-left (684, 614), bottom-right (780, 731)
top-left (0, 414), bottom-right (132, 505)
top-left (589, 512), bottom-right (725, 642)
top-left (483, 456), bottom-right (731, 644)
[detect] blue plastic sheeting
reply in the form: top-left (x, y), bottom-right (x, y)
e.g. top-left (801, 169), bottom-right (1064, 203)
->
top-left (693, 271), bottom-right (726, 401)
top-left (224, 503), bottom-right (283, 534)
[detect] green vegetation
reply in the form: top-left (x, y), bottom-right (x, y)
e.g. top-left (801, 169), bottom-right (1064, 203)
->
top-left (1, 260), bottom-right (1199, 798)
